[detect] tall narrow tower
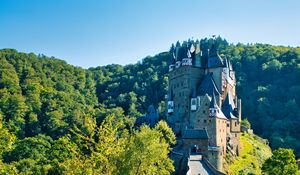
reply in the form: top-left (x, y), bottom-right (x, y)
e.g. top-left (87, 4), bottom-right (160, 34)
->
top-left (167, 39), bottom-right (242, 173)
top-left (167, 41), bottom-right (204, 135)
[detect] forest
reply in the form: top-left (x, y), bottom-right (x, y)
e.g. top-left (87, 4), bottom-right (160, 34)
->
top-left (0, 37), bottom-right (299, 174)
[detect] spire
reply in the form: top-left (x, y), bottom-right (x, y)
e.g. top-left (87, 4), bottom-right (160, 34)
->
top-left (169, 46), bottom-right (176, 65)
top-left (175, 46), bottom-right (180, 61)
top-left (207, 39), bottom-right (224, 68)
top-left (194, 42), bottom-right (202, 67)
top-left (209, 42), bottom-right (218, 57)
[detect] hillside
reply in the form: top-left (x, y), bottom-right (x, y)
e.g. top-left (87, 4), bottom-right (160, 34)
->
top-left (227, 133), bottom-right (272, 175)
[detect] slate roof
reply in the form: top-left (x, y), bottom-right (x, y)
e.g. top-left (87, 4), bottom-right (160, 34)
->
top-left (182, 129), bottom-right (209, 139)
top-left (209, 91), bottom-right (218, 108)
top-left (222, 92), bottom-right (237, 119)
top-left (197, 73), bottom-right (220, 97)
top-left (177, 46), bottom-right (187, 61)
top-left (207, 44), bottom-right (224, 68)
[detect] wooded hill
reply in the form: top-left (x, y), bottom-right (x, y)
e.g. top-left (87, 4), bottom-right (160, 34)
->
top-left (0, 37), bottom-right (299, 174)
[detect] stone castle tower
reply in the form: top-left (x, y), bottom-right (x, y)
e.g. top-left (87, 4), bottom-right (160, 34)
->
top-left (166, 40), bottom-right (241, 173)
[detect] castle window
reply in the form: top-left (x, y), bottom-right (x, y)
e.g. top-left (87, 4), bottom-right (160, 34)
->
top-left (235, 134), bottom-right (237, 137)
top-left (203, 110), bottom-right (205, 114)
top-left (235, 121), bottom-right (237, 127)
top-left (198, 120), bottom-right (200, 122)
top-left (205, 103), bottom-right (208, 106)
top-left (191, 100), bottom-right (196, 105)
top-left (204, 120), bottom-right (207, 123)
top-left (227, 123), bottom-right (229, 127)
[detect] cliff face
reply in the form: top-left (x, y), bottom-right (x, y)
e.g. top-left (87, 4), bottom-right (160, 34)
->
top-left (226, 133), bottom-right (272, 175)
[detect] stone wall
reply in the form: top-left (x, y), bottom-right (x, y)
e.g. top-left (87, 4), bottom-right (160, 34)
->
top-left (207, 147), bottom-right (223, 172)
top-left (216, 118), bottom-right (227, 154)
top-left (167, 66), bottom-right (204, 135)
top-left (183, 138), bottom-right (209, 153)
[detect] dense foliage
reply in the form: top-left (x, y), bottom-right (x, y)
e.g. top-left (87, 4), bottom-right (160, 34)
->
top-left (262, 148), bottom-right (299, 175)
top-left (0, 49), bottom-right (175, 174)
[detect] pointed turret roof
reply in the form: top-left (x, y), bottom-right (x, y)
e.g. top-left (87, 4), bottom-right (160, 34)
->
top-left (169, 45), bottom-right (176, 65)
top-left (222, 92), bottom-right (237, 119)
top-left (207, 44), bottom-right (224, 68)
top-left (197, 73), bottom-right (220, 97)
top-left (208, 91), bottom-right (228, 120)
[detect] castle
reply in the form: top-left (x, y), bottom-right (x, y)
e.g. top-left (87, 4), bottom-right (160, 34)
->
top-left (166, 40), bottom-right (241, 174)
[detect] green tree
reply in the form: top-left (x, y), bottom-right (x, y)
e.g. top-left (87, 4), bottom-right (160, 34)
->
top-left (262, 148), bottom-right (299, 175)
top-left (154, 120), bottom-right (176, 145)
top-left (241, 118), bottom-right (251, 129)
top-left (120, 125), bottom-right (174, 175)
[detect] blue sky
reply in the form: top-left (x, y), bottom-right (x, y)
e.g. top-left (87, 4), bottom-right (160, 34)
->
top-left (1, 0), bottom-right (300, 68)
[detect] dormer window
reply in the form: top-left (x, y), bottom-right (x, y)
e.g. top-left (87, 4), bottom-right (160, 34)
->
top-left (209, 108), bottom-right (216, 117)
